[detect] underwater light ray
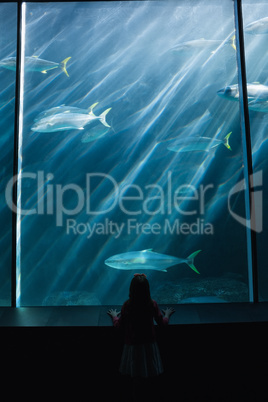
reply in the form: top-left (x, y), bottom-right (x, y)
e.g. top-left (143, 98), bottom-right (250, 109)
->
top-left (28, 78), bottom-right (84, 116)
top-left (76, 241), bottom-right (116, 292)
top-left (40, 132), bottom-right (80, 161)
top-left (48, 235), bottom-right (85, 294)
top-left (98, 23), bottom-right (203, 134)
top-left (177, 110), bottom-right (212, 132)
top-left (123, 1), bottom-right (151, 28)
top-left (249, 116), bottom-right (268, 154)
top-left (31, 29), bottom-right (67, 58)
top-left (85, 79), bottom-right (140, 107)
top-left (205, 164), bottom-right (244, 224)
top-left (202, 29), bottom-right (236, 69)
top-left (113, 148), bottom-right (220, 256)
top-left (25, 7), bottom-right (57, 29)
top-left (79, 5), bottom-right (166, 84)
top-left (160, 151), bottom-right (218, 222)
top-left (0, 96), bottom-right (15, 111)
top-left (22, 76), bottom-right (74, 121)
top-left (88, 141), bottom-right (159, 218)
top-left (22, 229), bottom-right (60, 278)
top-left (58, 211), bottom-right (130, 293)
top-left (41, 180), bottom-right (123, 293)
top-left (80, 69), bottom-right (121, 101)
top-left (61, 142), bottom-right (162, 288)
top-left (134, 63), bottom-right (194, 132)
top-left (0, 81), bottom-right (17, 99)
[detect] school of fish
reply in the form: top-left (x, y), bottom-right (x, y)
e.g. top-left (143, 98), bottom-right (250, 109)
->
top-left (0, 14), bottom-right (267, 276)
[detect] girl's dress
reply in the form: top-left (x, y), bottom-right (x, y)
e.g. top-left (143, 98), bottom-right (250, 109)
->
top-left (112, 300), bottom-right (169, 378)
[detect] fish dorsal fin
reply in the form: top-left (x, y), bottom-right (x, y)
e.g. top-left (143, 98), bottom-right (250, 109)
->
top-left (88, 102), bottom-right (99, 114)
top-left (142, 249), bottom-right (153, 252)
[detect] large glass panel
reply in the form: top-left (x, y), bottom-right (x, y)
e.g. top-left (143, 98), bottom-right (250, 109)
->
top-left (17, 1), bottom-right (250, 306)
top-left (0, 3), bottom-right (17, 306)
top-left (242, 0), bottom-right (268, 301)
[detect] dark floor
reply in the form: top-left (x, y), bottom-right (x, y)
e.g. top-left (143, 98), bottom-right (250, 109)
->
top-left (2, 322), bottom-right (267, 401)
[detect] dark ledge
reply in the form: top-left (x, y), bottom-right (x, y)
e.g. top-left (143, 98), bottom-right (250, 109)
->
top-left (0, 302), bottom-right (268, 326)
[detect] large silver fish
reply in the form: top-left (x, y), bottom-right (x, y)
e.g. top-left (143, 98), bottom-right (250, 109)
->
top-left (105, 249), bottom-right (201, 274)
top-left (171, 38), bottom-right (222, 52)
top-left (217, 83), bottom-right (268, 112)
top-left (0, 56), bottom-right (71, 77)
top-left (31, 104), bottom-right (111, 132)
top-left (34, 103), bottom-right (98, 121)
top-left (247, 99), bottom-right (268, 112)
top-left (171, 36), bottom-right (236, 53)
top-left (244, 17), bottom-right (268, 35)
top-left (166, 132), bottom-right (232, 153)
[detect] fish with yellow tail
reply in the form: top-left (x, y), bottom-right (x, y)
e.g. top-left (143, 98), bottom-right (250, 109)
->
top-left (171, 35), bottom-right (236, 53)
top-left (31, 102), bottom-right (112, 132)
top-left (166, 132), bottom-right (232, 153)
top-left (0, 56), bottom-right (71, 77)
top-left (105, 249), bottom-right (201, 274)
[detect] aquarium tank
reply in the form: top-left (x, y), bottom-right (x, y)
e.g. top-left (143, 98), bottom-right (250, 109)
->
top-left (0, 0), bottom-right (267, 308)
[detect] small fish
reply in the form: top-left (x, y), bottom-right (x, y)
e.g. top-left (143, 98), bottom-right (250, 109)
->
top-left (81, 126), bottom-right (110, 143)
top-left (244, 17), bottom-right (268, 35)
top-left (217, 83), bottom-right (268, 112)
top-left (105, 249), bottom-right (201, 274)
top-left (0, 56), bottom-right (71, 77)
top-left (166, 132), bottom-right (232, 153)
top-left (179, 110), bottom-right (212, 131)
top-left (31, 103), bottom-right (111, 132)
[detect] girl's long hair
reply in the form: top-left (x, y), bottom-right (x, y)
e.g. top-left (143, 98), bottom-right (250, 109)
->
top-left (127, 274), bottom-right (153, 313)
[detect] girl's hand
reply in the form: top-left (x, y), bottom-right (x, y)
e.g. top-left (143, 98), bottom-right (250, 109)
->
top-left (162, 307), bottom-right (175, 318)
top-left (107, 308), bottom-right (121, 318)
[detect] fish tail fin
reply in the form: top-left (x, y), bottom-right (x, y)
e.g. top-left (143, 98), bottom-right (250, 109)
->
top-left (186, 250), bottom-right (201, 274)
top-left (230, 35), bottom-right (236, 51)
top-left (88, 102), bottom-right (99, 117)
top-left (224, 132), bottom-right (232, 150)
top-left (60, 57), bottom-right (71, 77)
top-left (99, 108), bottom-right (112, 127)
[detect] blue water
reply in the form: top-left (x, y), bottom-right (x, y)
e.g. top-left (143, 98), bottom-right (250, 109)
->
top-left (0, 3), bottom-right (17, 305)
top-left (1, 1), bottom-right (268, 306)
